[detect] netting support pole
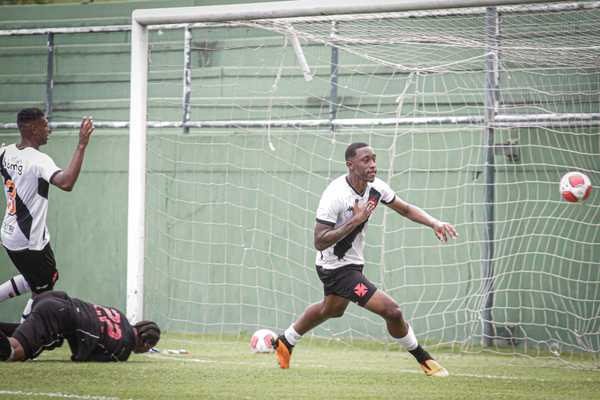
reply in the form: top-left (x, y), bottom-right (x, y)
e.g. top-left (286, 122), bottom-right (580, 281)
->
top-left (329, 21), bottom-right (339, 135)
top-left (182, 25), bottom-right (193, 134)
top-left (45, 32), bottom-right (54, 122)
top-left (127, 18), bottom-right (148, 323)
top-left (481, 6), bottom-right (499, 347)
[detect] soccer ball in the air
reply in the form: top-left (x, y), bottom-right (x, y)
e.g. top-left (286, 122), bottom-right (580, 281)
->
top-left (250, 329), bottom-right (276, 353)
top-left (560, 171), bottom-right (592, 203)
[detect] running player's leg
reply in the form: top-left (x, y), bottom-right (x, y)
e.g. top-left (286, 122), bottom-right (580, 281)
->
top-left (364, 290), bottom-right (448, 377)
top-left (294, 294), bottom-right (350, 335)
top-left (273, 294), bottom-right (349, 369)
top-left (274, 265), bottom-right (371, 369)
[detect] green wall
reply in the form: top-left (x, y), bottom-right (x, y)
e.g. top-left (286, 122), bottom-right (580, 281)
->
top-left (0, 0), bottom-right (276, 319)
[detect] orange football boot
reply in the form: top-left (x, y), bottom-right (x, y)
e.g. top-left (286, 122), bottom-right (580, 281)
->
top-left (420, 359), bottom-right (449, 377)
top-left (272, 335), bottom-right (294, 369)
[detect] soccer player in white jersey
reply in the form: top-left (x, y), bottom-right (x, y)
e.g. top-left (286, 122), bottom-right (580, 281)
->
top-left (272, 142), bottom-right (458, 377)
top-left (0, 108), bottom-right (94, 320)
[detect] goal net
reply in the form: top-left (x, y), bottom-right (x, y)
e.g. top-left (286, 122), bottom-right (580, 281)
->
top-left (133, 1), bottom-right (600, 366)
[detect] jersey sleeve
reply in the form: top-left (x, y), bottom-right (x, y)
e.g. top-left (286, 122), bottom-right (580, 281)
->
top-left (377, 179), bottom-right (396, 204)
top-left (315, 187), bottom-right (340, 227)
top-left (36, 153), bottom-right (61, 183)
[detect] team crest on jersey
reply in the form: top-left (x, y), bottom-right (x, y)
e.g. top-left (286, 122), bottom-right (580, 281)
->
top-left (368, 188), bottom-right (381, 207)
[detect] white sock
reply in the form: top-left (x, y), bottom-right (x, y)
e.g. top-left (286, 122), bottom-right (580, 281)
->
top-left (0, 275), bottom-right (30, 302)
top-left (284, 325), bottom-right (302, 346)
top-left (396, 323), bottom-right (418, 351)
top-left (21, 298), bottom-right (33, 322)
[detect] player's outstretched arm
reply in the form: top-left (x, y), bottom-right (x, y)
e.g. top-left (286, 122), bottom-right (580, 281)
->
top-left (51, 116), bottom-right (94, 192)
top-left (386, 197), bottom-right (458, 242)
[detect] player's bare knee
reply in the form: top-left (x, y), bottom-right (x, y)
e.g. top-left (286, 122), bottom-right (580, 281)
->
top-left (382, 306), bottom-right (404, 323)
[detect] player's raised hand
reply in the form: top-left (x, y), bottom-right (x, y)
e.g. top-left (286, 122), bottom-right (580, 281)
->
top-left (432, 220), bottom-right (458, 242)
top-left (79, 116), bottom-right (94, 147)
top-left (352, 199), bottom-right (375, 224)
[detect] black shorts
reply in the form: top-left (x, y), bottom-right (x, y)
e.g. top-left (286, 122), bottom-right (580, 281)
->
top-left (12, 291), bottom-right (73, 360)
top-left (316, 264), bottom-right (377, 306)
top-left (5, 243), bottom-right (58, 294)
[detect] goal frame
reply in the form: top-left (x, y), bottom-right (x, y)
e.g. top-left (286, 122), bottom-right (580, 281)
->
top-left (126, 0), bottom-right (568, 323)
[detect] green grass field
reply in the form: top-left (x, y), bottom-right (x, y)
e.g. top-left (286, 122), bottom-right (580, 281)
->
top-left (0, 334), bottom-right (599, 400)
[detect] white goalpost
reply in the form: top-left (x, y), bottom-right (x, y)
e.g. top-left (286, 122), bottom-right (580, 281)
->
top-left (127, 0), bottom-right (600, 366)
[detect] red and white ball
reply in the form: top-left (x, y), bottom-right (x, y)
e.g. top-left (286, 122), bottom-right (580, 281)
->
top-left (250, 329), bottom-right (276, 353)
top-left (560, 171), bottom-right (592, 203)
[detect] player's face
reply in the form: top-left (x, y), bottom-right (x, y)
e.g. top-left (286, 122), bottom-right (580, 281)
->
top-left (134, 341), bottom-right (152, 354)
top-left (348, 146), bottom-right (377, 182)
top-left (133, 335), bottom-right (153, 354)
top-left (32, 117), bottom-right (50, 145)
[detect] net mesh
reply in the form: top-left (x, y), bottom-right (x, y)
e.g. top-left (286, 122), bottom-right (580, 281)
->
top-left (142, 3), bottom-right (600, 366)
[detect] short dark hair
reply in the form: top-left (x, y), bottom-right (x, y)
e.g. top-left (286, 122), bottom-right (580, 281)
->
top-left (134, 320), bottom-right (161, 347)
top-left (345, 142), bottom-right (370, 161)
top-left (17, 108), bottom-right (45, 130)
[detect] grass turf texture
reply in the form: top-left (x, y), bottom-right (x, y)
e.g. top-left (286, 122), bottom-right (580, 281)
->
top-left (0, 333), bottom-right (599, 400)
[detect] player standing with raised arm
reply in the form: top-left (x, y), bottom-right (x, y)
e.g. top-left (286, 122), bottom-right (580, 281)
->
top-left (0, 108), bottom-right (94, 320)
top-left (272, 142), bottom-right (458, 377)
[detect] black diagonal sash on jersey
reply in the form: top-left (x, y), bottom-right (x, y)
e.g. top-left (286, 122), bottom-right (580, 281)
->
top-left (38, 178), bottom-right (49, 199)
top-left (334, 220), bottom-right (366, 260)
top-left (333, 187), bottom-right (381, 260)
top-left (0, 151), bottom-right (33, 240)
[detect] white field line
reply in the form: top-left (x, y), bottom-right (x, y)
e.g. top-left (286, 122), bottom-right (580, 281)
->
top-left (0, 390), bottom-right (134, 400)
top-left (147, 353), bottom-right (597, 383)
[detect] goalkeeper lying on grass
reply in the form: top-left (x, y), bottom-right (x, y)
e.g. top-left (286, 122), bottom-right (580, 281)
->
top-left (0, 290), bottom-right (160, 362)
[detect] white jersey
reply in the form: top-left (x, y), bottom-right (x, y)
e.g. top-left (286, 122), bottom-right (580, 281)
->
top-left (0, 144), bottom-right (61, 251)
top-left (315, 175), bottom-right (395, 270)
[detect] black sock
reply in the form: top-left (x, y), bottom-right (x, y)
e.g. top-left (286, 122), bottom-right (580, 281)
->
top-left (408, 345), bottom-right (432, 364)
top-left (0, 330), bottom-right (11, 361)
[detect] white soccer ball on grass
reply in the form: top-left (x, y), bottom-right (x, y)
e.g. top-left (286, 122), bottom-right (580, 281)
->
top-left (250, 329), bottom-right (276, 353)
